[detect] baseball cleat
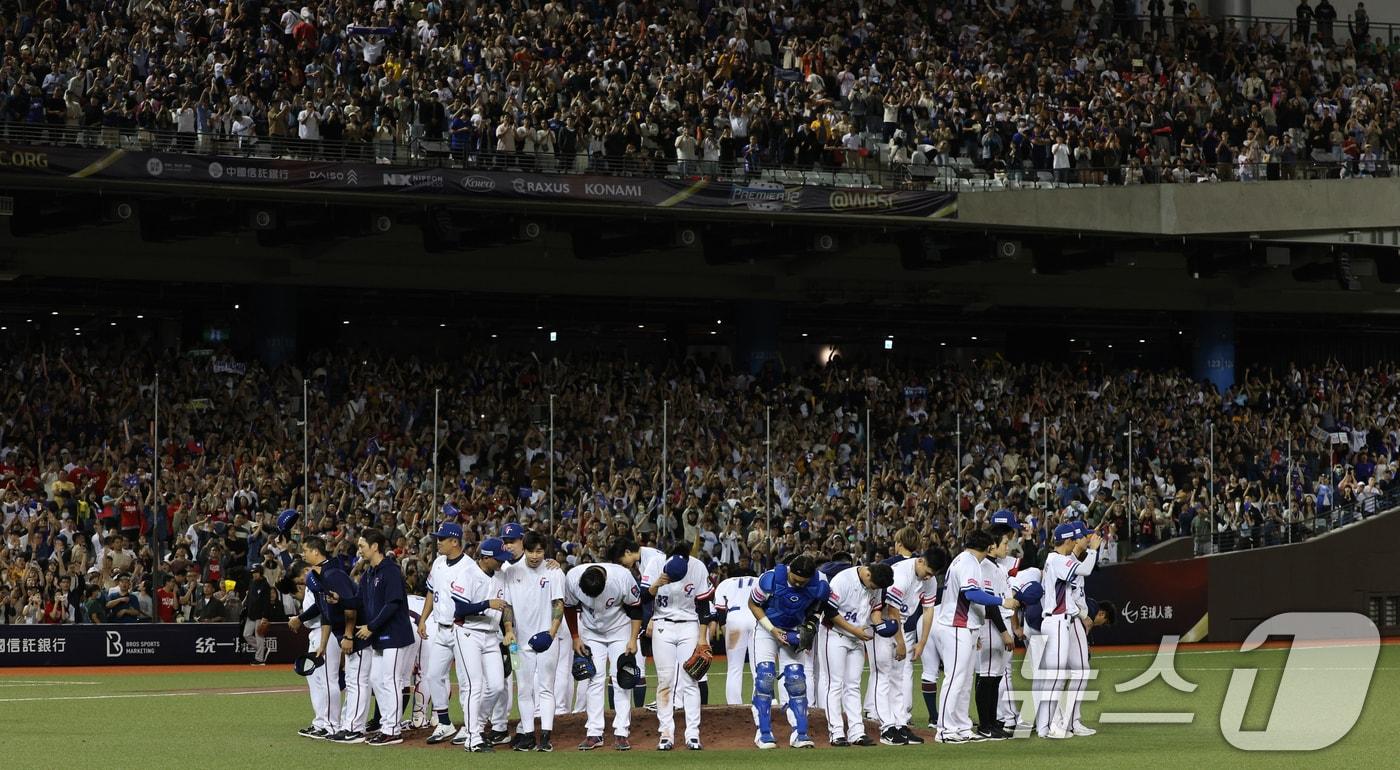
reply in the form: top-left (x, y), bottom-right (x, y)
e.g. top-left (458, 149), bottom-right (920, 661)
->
top-left (490, 729), bottom-right (512, 745)
top-left (329, 730), bottom-right (365, 744)
top-left (451, 726), bottom-right (471, 745)
top-left (899, 726), bottom-right (924, 744)
top-left (789, 732), bottom-right (814, 748)
top-left (879, 727), bottom-right (906, 746)
top-left (578, 735), bottom-right (604, 751)
top-left (927, 722), bottom-right (936, 730)
top-left (467, 743), bottom-right (493, 753)
top-left (536, 731), bottom-right (554, 752)
top-left (298, 725), bottom-right (319, 739)
top-left (427, 724), bottom-right (457, 744)
top-left (645, 701), bottom-right (658, 712)
top-left (850, 735), bottom-right (874, 747)
top-left (658, 739), bottom-right (674, 751)
top-left (366, 719), bottom-right (381, 733)
top-left (513, 735), bottom-right (537, 751)
top-left (1071, 723), bottom-right (1097, 736)
top-left (975, 727), bottom-right (1007, 741)
top-left (1045, 728), bottom-right (1071, 740)
top-left (755, 731), bottom-right (777, 749)
top-left (614, 737), bottom-right (631, 751)
top-left (937, 733), bottom-right (967, 744)
top-left (408, 716), bottom-right (429, 730)
top-left (830, 737), bottom-right (850, 747)
top-left (366, 733), bottom-right (403, 746)
top-left (686, 738), bottom-right (702, 751)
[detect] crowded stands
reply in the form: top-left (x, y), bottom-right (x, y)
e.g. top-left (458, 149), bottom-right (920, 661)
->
top-left (0, 335), bottom-right (1394, 624)
top-left (0, 1), bottom-right (1393, 185)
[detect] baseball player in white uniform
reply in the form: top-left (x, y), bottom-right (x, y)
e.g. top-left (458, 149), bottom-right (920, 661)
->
top-left (450, 537), bottom-right (513, 752)
top-left (403, 594), bottom-right (427, 729)
top-left (290, 562), bottom-right (336, 739)
top-left (1038, 523), bottom-right (1099, 739)
top-left (417, 522), bottom-right (474, 746)
top-left (1009, 566), bottom-right (1046, 736)
top-left (565, 556), bottom-right (643, 750)
top-left (642, 549), bottom-right (713, 750)
top-left (711, 574), bottom-right (758, 704)
top-left (870, 547), bottom-right (943, 745)
top-left (822, 563), bottom-right (894, 746)
top-left (1064, 521), bottom-right (1102, 736)
top-left (500, 530), bottom-right (566, 752)
top-left (973, 522), bottom-right (1019, 740)
top-left (933, 528), bottom-right (1019, 744)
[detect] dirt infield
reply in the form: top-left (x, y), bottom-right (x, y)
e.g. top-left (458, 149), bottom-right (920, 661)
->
top-left (404, 705), bottom-right (884, 751)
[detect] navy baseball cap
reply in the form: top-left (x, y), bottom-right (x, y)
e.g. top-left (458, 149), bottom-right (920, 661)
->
top-left (990, 509), bottom-right (1018, 528)
top-left (276, 509), bottom-right (300, 534)
top-left (434, 522), bottom-right (463, 541)
top-left (1072, 521), bottom-right (1089, 539)
top-left (501, 522), bottom-right (524, 541)
top-left (663, 555), bottom-right (688, 582)
top-left (442, 501), bottom-right (460, 519)
top-left (1053, 523), bottom-right (1078, 543)
top-left (479, 537), bottom-right (507, 560)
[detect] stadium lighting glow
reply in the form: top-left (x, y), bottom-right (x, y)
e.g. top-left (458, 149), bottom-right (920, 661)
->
top-left (638, 324), bottom-right (645, 329)
top-left (1139, 338), bottom-right (1146, 343)
top-left (709, 330), bottom-right (717, 335)
top-left (136, 315), bottom-right (144, 319)
top-left (342, 320), bottom-right (349, 325)
top-left (110, 322), bottom-right (116, 326)
top-left (971, 336), bottom-right (978, 341)
top-left (1108, 344), bottom-right (1114, 349)
top-left (884, 339), bottom-right (894, 350)
top-left (234, 304), bottom-right (240, 310)
top-left (940, 342), bottom-right (947, 347)
top-left (801, 332), bottom-right (809, 337)
top-left (491, 334), bottom-right (498, 339)
top-left (51, 311), bottom-right (58, 316)
top-left (716, 320), bottom-right (722, 325)
top-left (440, 323), bottom-right (446, 328)
top-left (549, 331), bottom-right (558, 342)
top-left (537, 325), bottom-right (544, 330)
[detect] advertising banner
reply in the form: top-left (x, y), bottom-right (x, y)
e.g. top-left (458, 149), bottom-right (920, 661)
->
top-left (0, 622), bottom-right (301, 667)
top-left (1083, 557), bottom-right (1209, 645)
top-left (0, 144), bottom-right (958, 219)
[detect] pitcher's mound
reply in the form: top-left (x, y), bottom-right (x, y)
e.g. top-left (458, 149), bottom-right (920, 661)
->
top-left (405, 705), bottom-right (889, 751)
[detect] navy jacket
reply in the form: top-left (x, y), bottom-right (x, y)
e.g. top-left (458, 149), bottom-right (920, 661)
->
top-left (311, 565), bottom-right (369, 651)
top-left (358, 556), bottom-right (414, 650)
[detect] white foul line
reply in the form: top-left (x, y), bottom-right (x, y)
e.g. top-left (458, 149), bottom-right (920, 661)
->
top-left (0, 688), bottom-right (300, 704)
top-left (0, 680), bottom-right (100, 687)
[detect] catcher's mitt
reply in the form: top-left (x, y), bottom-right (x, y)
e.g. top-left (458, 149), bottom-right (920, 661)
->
top-left (255, 619), bottom-right (270, 637)
top-left (682, 647), bottom-right (713, 680)
top-left (795, 616), bottom-right (819, 652)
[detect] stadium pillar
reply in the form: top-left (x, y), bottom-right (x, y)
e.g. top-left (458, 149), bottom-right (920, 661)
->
top-left (734, 301), bottom-right (782, 374)
top-left (1209, 0), bottom-right (1251, 19)
top-left (1194, 311), bottom-right (1235, 393)
top-left (252, 285), bottom-right (298, 367)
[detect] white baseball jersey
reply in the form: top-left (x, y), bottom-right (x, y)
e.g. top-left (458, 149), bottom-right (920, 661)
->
top-left (500, 559), bottom-right (565, 638)
top-left (453, 559), bottom-right (500, 632)
top-left (425, 553), bottom-right (476, 626)
top-left (1009, 567), bottom-right (1042, 635)
top-left (936, 551), bottom-right (988, 629)
top-left (650, 556), bottom-right (713, 622)
top-left (1040, 551), bottom-right (1086, 618)
top-left (407, 594), bottom-right (425, 624)
top-left (564, 563), bottom-right (641, 637)
top-left (638, 546), bottom-right (666, 588)
top-left (486, 572), bottom-right (509, 639)
top-left (300, 588), bottom-right (321, 630)
top-left (985, 555), bottom-right (1016, 620)
top-left (884, 559), bottom-right (937, 622)
top-left (1070, 549), bottom-right (1097, 611)
top-left (826, 566), bottom-right (882, 633)
top-left (713, 576), bottom-right (759, 627)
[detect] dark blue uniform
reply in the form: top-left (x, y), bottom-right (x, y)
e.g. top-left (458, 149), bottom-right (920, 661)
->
top-left (358, 557), bottom-right (414, 650)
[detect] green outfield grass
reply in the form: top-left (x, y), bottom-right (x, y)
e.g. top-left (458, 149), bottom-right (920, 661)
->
top-left (3, 644), bottom-right (1393, 768)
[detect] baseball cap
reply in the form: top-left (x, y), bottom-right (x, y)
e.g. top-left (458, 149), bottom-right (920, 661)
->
top-left (1053, 523), bottom-right (1078, 543)
top-left (663, 555), bottom-right (688, 582)
top-left (1072, 521), bottom-right (1089, 539)
top-left (501, 522), bottom-right (524, 541)
top-left (442, 501), bottom-right (460, 519)
top-left (990, 509), bottom-right (1019, 528)
top-left (479, 537), bottom-right (507, 561)
top-left (433, 522), bottom-right (463, 541)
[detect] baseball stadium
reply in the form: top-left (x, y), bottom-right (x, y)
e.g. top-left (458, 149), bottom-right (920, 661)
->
top-left (2, 0), bottom-right (1399, 767)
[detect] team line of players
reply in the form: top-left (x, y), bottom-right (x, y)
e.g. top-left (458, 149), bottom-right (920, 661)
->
top-left (286, 511), bottom-right (1113, 751)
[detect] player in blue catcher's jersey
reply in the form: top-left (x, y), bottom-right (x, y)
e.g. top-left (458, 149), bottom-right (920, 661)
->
top-left (746, 555), bottom-right (830, 749)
